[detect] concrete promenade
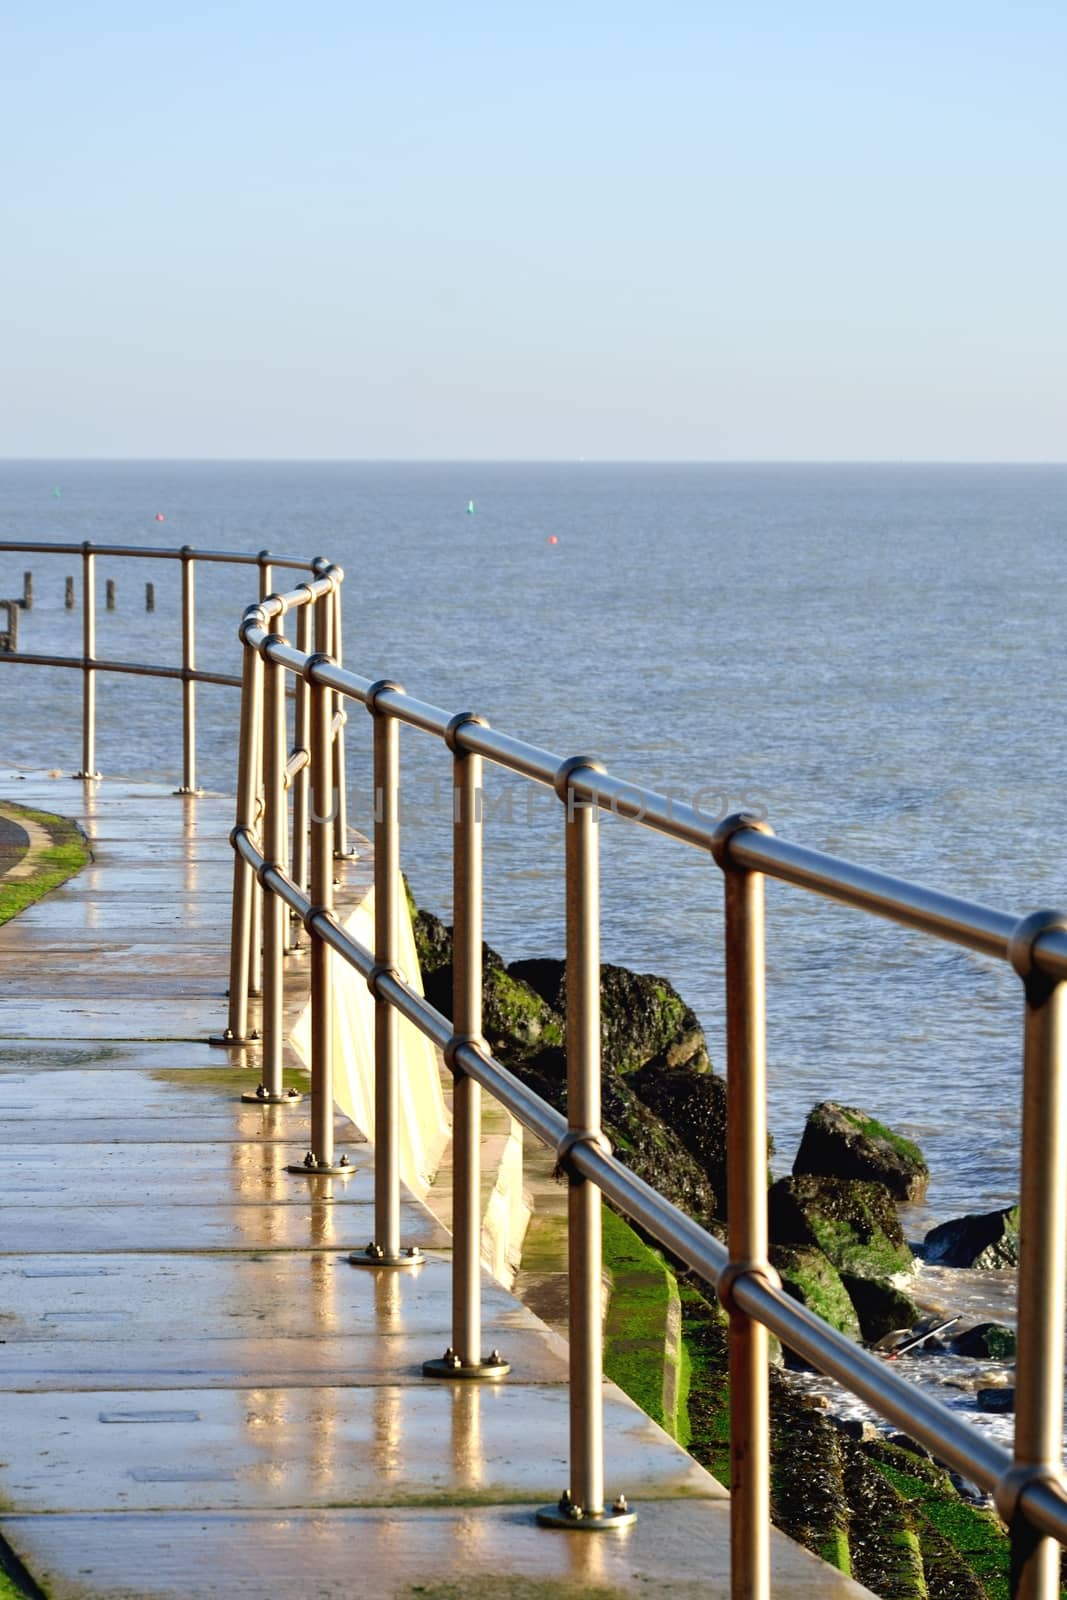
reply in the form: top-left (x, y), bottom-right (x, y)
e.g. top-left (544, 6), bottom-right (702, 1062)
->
top-left (0, 772), bottom-right (872, 1599)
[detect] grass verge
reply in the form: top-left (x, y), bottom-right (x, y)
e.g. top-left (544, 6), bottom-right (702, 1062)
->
top-left (0, 803), bottom-right (89, 925)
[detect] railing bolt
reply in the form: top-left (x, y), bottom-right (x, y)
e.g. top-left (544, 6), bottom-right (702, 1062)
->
top-left (611, 1494), bottom-right (629, 1515)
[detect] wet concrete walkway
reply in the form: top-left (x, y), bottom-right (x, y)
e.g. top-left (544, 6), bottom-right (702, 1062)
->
top-left (0, 773), bottom-right (872, 1599)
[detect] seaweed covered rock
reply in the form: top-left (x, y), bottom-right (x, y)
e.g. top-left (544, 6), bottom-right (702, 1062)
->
top-left (522, 1045), bottom-right (720, 1229)
top-left (793, 1101), bottom-right (929, 1203)
top-left (631, 1059), bottom-right (728, 1211)
top-left (507, 958), bottom-right (709, 1076)
top-left (770, 1245), bottom-right (861, 1340)
top-left (923, 1206), bottom-right (1020, 1269)
top-left (839, 1272), bottom-right (921, 1345)
top-left (950, 1322), bottom-right (1016, 1359)
top-left (412, 911), bottom-right (564, 1062)
top-left (769, 1175), bottom-right (914, 1281)
top-left (411, 905), bottom-right (454, 978)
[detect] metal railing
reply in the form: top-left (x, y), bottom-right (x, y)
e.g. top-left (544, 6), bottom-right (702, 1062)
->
top-left (3, 541), bottom-right (1063, 1595)
top-left (0, 541), bottom-right (346, 797)
top-left (220, 568), bottom-right (1067, 1600)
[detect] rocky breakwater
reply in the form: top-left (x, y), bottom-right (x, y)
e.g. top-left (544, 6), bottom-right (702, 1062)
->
top-left (408, 889), bottom-right (1011, 1598)
top-left (411, 896), bottom-right (727, 1229)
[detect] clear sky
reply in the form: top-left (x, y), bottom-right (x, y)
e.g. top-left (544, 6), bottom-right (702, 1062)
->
top-left (2, 2), bottom-right (1064, 460)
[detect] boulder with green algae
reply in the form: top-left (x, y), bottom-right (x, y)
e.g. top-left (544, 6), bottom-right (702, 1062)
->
top-left (630, 1060), bottom-right (729, 1212)
top-left (521, 1046), bottom-right (720, 1229)
top-left (839, 1272), bottom-right (921, 1345)
top-left (507, 957), bottom-right (710, 1076)
top-left (949, 1321), bottom-right (1016, 1359)
top-left (793, 1101), bottom-right (929, 1203)
top-left (413, 910), bottom-right (564, 1063)
top-left (923, 1206), bottom-right (1020, 1270)
top-left (770, 1245), bottom-right (861, 1341)
top-left (768, 1174), bottom-right (914, 1281)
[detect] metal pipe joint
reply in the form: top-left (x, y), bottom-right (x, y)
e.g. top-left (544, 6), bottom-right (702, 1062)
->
top-left (553, 1127), bottom-right (612, 1182)
top-left (995, 1462), bottom-right (1067, 1527)
top-left (1009, 909), bottom-right (1067, 985)
top-left (365, 677), bottom-right (404, 715)
top-left (716, 1258), bottom-right (783, 1317)
top-left (553, 754), bottom-right (606, 803)
top-left (445, 710), bottom-right (489, 753)
top-left (710, 810), bottom-right (775, 870)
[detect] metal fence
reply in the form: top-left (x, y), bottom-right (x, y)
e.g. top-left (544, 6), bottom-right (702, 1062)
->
top-left (3, 543), bottom-right (1066, 1598)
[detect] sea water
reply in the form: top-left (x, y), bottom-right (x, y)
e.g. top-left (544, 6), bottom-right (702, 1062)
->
top-left (2, 459), bottom-right (1065, 1248)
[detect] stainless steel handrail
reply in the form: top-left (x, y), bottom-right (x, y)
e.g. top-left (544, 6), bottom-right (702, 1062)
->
top-left (230, 574), bottom-right (1066, 1599)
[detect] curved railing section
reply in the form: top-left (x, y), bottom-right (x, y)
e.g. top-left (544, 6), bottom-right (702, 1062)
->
top-left (0, 541), bottom-right (338, 793)
top-left (223, 572), bottom-right (1067, 1599)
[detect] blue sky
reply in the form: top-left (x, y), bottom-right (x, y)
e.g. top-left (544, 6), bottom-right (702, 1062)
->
top-left (2, 2), bottom-right (1064, 459)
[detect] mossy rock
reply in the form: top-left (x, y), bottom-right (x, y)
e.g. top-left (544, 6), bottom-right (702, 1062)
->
top-left (411, 905), bottom-right (454, 977)
top-left (794, 1101), bottom-right (929, 1203)
top-left (923, 1207), bottom-right (1020, 1270)
top-left (840, 1272), bottom-right (922, 1345)
top-left (949, 1322), bottom-right (1016, 1360)
top-left (520, 1046), bottom-right (720, 1229)
top-left (418, 931), bottom-right (564, 1063)
top-left (631, 1060), bottom-right (729, 1212)
top-left (769, 1175), bottom-right (914, 1281)
top-left (771, 1245), bottom-right (861, 1341)
top-left (508, 957), bottom-right (710, 1076)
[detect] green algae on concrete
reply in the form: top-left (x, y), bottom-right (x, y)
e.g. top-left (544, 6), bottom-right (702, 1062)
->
top-left (601, 1209), bottom-right (686, 1441)
top-left (0, 804), bottom-right (89, 926)
top-left (150, 1065), bottom-right (310, 1095)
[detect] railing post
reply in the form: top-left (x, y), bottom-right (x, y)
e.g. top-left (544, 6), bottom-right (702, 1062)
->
top-left (211, 618), bottom-right (264, 1047)
top-left (538, 757), bottom-right (634, 1531)
top-left (76, 543), bottom-right (99, 778)
top-left (290, 596), bottom-right (313, 926)
top-left (242, 607), bottom-right (301, 1107)
top-left (330, 576), bottom-right (354, 859)
top-left (350, 679), bottom-right (422, 1269)
top-left (424, 714), bottom-right (509, 1380)
top-left (288, 608), bottom-right (351, 1176)
top-left (247, 554), bottom-right (272, 1000)
top-left (712, 813), bottom-right (777, 1600)
top-left (1001, 912), bottom-right (1067, 1599)
top-left (176, 546), bottom-right (199, 795)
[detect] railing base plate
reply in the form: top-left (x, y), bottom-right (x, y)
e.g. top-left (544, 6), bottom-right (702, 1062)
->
top-left (208, 1031), bottom-right (260, 1048)
top-left (286, 1158), bottom-right (355, 1176)
top-left (240, 1087), bottom-right (303, 1105)
top-left (422, 1354), bottom-right (510, 1381)
top-left (536, 1502), bottom-right (637, 1531)
top-left (349, 1245), bottom-right (423, 1270)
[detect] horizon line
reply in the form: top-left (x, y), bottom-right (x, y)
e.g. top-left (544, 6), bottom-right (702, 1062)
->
top-left (2, 456), bottom-right (1067, 468)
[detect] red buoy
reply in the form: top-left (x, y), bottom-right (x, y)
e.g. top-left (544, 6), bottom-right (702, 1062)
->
top-left (155, 513), bottom-right (165, 522)
top-left (548, 535), bottom-right (558, 545)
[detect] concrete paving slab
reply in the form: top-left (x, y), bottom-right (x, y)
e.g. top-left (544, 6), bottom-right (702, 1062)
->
top-left (0, 1503), bottom-right (868, 1600)
top-left (0, 1143), bottom-right (373, 1206)
top-left (0, 1040), bottom-right (262, 1071)
top-left (0, 1252), bottom-right (545, 1346)
top-left (0, 1329), bottom-right (569, 1392)
top-left (0, 1197), bottom-right (449, 1253)
top-left (0, 1113), bottom-right (362, 1146)
top-left (0, 1000), bottom-right (236, 1037)
top-left (0, 1383), bottom-right (718, 1513)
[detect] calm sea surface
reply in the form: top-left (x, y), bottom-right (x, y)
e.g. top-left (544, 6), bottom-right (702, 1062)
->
top-left (3, 460), bottom-right (1066, 1242)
